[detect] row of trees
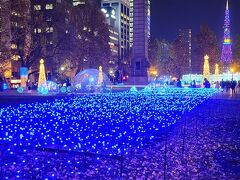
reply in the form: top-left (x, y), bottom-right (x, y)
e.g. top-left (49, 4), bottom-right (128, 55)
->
top-left (0, 0), bottom-right (111, 82)
top-left (148, 25), bottom-right (240, 78)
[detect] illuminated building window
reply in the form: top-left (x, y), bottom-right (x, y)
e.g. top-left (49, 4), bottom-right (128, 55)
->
top-left (12, 22), bottom-right (18, 27)
top-left (101, 8), bottom-right (107, 14)
top-left (46, 4), bottom-right (53, 10)
top-left (12, 55), bottom-right (19, 61)
top-left (46, 27), bottom-right (53, 33)
top-left (34, 5), bottom-right (41, 11)
top-left (73, 2), bottom-right (79, 6)
top-left (73, 0), bottom-right (85, 6)
top-left (11, 44), bottom-right (17, 49)
top-left (46, 17), bottom-right (52, 21)
top-left (34, 28), bottom-right (42, 33)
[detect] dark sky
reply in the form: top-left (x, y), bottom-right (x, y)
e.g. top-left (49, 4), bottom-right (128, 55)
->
top-left (97, 0), bottom-right (240, 43)
top-left (151, 0), bottom-right (240, 43)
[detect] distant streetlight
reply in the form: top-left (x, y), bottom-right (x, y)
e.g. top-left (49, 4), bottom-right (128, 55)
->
top-left (61, 66), bottom-right (65, 71)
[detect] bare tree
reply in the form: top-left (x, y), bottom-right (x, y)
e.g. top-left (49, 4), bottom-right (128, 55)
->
top-left (69, 0), bottom-right (111, 71)
top-left (193, 25), bottom-right (220, 73)
top-left (0, 0), bottom-right (12, 78)
top-left (1, 0), bottom-right (111, 85)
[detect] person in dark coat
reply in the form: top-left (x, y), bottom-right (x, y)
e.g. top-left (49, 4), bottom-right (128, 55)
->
top-left (230, 80), bottom-right (237, 94)
top-left (203, 78), bottom-right (210, 88)
top-left (176, 79), bottom-right (182, 88)
top-left (191, 80), bottom-right (197, 88)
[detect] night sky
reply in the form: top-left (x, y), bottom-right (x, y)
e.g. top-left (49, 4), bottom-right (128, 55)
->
top-left (97, 0), bottom-right (240, 44)
top-left (151, 0), bottom-right (240, 43)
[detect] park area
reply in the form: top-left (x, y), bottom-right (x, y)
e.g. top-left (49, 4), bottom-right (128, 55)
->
top-left (0, 88), bottom-right (240, 179)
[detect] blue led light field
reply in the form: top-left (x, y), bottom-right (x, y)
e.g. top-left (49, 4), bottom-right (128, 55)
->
top-left (0, 88), bottom-right (219, 155)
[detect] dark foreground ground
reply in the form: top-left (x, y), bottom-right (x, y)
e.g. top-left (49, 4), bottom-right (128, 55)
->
top-left (0, 93), bottom-right (240, 179)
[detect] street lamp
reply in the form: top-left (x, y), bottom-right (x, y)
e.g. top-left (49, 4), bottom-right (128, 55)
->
top-left (61, 66), bottom-right (65, 71)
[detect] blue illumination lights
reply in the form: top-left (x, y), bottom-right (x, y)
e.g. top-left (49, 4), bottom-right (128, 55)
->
top-left (17, 87), bottom-right (24, 93)
top-left (60, 86), bottom-right (67, 93)
top-left (130, 86), bottom-right (138, 92)
top-left (0, 88), bottom-right (219, 156)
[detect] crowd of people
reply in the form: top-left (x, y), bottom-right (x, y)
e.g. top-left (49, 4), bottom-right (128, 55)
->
top-left (219, 79), bottom-right (240, 94)
top-left (185, 78), bottom-right (240, 94)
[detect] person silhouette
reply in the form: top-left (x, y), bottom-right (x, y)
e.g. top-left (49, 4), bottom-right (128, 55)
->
top-left (203, 78), bottom-right (210, 88)
top-left (191, 80), bottom-right (196, 88)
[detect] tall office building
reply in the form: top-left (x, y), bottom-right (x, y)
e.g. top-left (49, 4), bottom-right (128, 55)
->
top-left (101, 7), bottom-right (119, 70)
top-left (129, 0), bottom-right (150, 47)
top-left (101, 0), bottom-right (130, 66)
top-left (178, 29), bottom-right (192, 73)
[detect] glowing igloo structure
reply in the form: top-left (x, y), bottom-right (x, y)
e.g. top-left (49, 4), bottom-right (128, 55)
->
top-left (38, 81), bottom-right (59, 94)
top-left (72, 69), bottom-right (112, 92)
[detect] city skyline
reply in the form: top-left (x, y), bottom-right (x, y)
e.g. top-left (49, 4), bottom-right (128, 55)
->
top-left (96, 0), bottom-right (240, 43)
top-left (150, 0), bottom-right (240, 43)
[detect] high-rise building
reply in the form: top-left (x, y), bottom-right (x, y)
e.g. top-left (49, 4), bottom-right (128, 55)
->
top-left (178, 29), bottom-right (192, 73)
top-left (129, 0), bottom-right (150, 47)
top-left (101, 0), bottom-right (130, 66)
top-left (101, 7), bottom-right (119, 70)
top-left (221, 0), bottom-right (232, 70)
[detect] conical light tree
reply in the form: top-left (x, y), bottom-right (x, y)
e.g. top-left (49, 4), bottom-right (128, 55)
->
top-left (98, 66), bottom-right (103, 85)
top-left (215, 64), bottom-right (219, 82)
top-left (203, 54), bottom-right (210, 82)
top-left (38, 59), bottom-right (46, 87)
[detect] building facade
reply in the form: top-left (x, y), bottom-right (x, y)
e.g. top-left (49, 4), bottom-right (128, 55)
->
top-left (101, 6), bottom-right (119, 74)
top-left (101, 0), bottom-right (130, 67)
top-left (178, 28), bottom-right (192, 74)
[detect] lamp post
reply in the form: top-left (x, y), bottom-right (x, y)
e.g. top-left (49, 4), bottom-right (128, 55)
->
top-left (61, 66), bottom-right (65, 71)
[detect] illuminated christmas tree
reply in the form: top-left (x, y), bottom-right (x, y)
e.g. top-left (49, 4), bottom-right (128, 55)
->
top-left (203, 55), bottom-right (210, 82)
top-left (215, 64), bottom-right (219, 82)
top-left (38, 59), bottom-right (46, 87)
top-left (221, 0), bottom-right (232, 70)
top-left (98, 66), bottom-right (103, 85)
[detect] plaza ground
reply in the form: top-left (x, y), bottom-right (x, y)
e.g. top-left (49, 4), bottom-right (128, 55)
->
top-left (0, 90), bottom-right (240, 179)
